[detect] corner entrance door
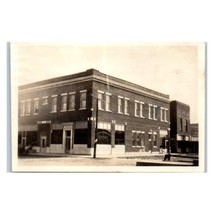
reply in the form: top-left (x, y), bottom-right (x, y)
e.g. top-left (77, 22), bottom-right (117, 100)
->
top-left (40, 136), bottom-right (47, 153)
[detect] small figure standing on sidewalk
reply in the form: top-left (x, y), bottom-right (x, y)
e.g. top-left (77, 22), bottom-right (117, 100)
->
top-left (150, 142), bottom-right (153, 154)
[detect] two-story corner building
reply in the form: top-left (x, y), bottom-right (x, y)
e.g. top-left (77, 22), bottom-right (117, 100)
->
top-left (170, 100), bottom-right (192, 153)
top-left (18, 68), bottom-right (170, 156)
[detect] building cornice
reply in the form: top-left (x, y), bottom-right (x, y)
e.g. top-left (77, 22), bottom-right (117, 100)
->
top-left (19, 70), bottom-right (170, 103)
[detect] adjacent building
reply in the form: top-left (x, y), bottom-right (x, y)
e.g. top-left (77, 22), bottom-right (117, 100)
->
top-left (170, 100), bottom-right (198, 153)
top-left (18, 68), bottom-right (170, 156)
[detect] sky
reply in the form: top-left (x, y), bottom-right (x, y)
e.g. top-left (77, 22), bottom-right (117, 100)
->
top-left (11, 43), bottom-right (204, 123)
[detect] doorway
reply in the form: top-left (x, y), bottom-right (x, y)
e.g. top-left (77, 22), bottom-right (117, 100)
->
top-left (63, 125), bottom-right (73, 153)
top-left (40, 136), bottom-right (47, 153)
top-left (65, 130), bottom-right (71, 153)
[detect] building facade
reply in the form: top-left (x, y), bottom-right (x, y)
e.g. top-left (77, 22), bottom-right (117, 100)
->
top-left (18, 69), bottom-right (170, 156)
top-left (170, 100), bottom-right (192, 153)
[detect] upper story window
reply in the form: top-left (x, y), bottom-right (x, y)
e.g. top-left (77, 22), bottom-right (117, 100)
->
top-left (25, 99), bottom-right (31, 115)
top-left (153, 105), bottom-right (158, 120)
top-left (20, 100), bottom-right (25, 116)
top-left (118, 96), bottom-right (123, 114)
top-left (149, 104), bottom-right (158, 120)
top-left (139, 102), bottom-right (145, 118)
top-left (69, 92), bottom-right (75, 111)
top-left (98, 91), bottom-right (105, 110)
top-left (33, 98), bottom-right (39, 114)
top-left (124, 98), bottom-right (129, 115)
top-left (165, 109), bottom-right (168, 122)
top-left (42, 96), bottom-right (48, 105)
top-left (134, 100), bottom-right (139, 117)
top-left (149, 104), bottom-right (153, 119)
top-left (185, 119), bottom-right (188, 132)
top-left (61, 94), bottom-right (67, 111)
top-left (80, 90), bottom-right (87, 109)
top-left (105, 93), bottom-right (111, 111)
top-left (161, 107), bottom-right (168, 122)
top-left (51, 95), bottom-right (57, 113)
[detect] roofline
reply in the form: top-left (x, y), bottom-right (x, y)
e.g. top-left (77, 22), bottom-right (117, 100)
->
top-left (19, 68), bottom-right (170, 101)
top-left (170, 100), bottom-right (190, 107)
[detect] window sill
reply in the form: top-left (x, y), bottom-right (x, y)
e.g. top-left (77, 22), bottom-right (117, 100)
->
top-left (33, 113), bottom-right (38, 115)
top-left (68, 109), bottom-right (75, 111)
top-left (50, 111), bottom-right (57, 113)
top-left (134, 115), bottom-right (139, 117)
top-left (118, 112), bottom-right (123, 114)
top-left (79, 108), bottom-right (86, 110)
top-left (60, 110), bottom-right (67, 112)
top-left (106, 110), bottom-right (112, 112)
top-left (124, 113), bottom-right (130, 116)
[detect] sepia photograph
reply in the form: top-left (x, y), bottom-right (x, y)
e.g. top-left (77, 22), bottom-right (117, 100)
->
top-left (10, 42), bottom-right (205, 172)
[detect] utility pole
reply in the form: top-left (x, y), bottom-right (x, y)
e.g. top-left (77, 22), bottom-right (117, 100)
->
top-left (94, 98), bottom-right (98, 158)
top-left (90, 93), bottom-right (106, 158)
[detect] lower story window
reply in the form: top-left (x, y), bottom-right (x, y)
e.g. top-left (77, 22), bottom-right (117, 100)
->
top-left (74, 129), bottom-right (88, 144)
top-left (132, 131), bottom-right (145, 147)
top-left (97, 129), bottom-right (111, 144)
top-left (115, 131), bottom-right (125, 145)
top-left (51, 130), bottom-right (63, 144)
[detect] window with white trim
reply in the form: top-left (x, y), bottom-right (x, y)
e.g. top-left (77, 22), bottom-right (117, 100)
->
top-left (105, 93), bottom-right (111, 111)
top-left (25, 100), bottom-right (31, 115)
top-left (61, 94), bottom-right (67, 111)
top-left (20, 100), bottom-right (25, 116)
top-left (33, 98), bottom-right (39, 114)
top-left (98, 91), bottom-right (105, 110)
top-left (149, 104), bottom-right (153, 119)
top-left (153, 106), bottom-right (158, 120)
top-left (51, 96), bottom-right (57, 112)
top-left (134, 101), bottom-right (139, 117)
top-left (80, 90), bottom-right (87, 109)
top-left (139, 102), bottom-right (144, 118)
top-left (42, 97), bottom-right (48, 105)
top-left (124, 98), bottom-right (129, 115)
top-left (132, 131), bottom-right (145, 147)
top-left (161, 107), bottom-right (168, 122)
top-left (118, 96), bottom-right (123, 113)
top-left (69, 93), bottom-right (75, 111)
top-left (165, 109), bottom-right (168, 122)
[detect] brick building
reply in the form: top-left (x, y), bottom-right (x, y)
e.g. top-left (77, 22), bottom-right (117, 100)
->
top-left (170, 100), bottom-right (194, 153)
top-left (18, 68), bottom-right (170, 156)
top-left (190, 123), bottom-right (199, 141)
